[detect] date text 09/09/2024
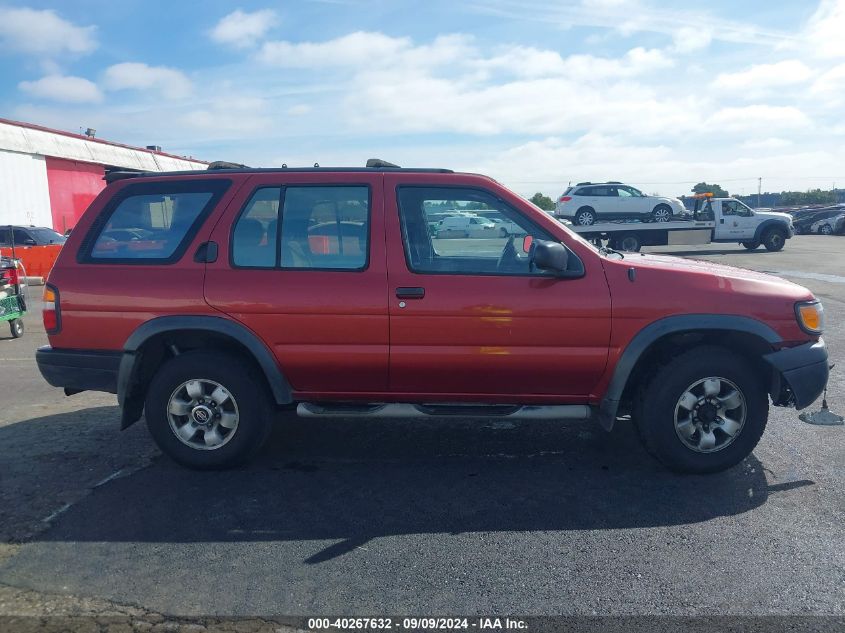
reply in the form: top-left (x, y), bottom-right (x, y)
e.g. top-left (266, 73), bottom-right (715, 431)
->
top-left (306, 617), bottom-right (528, 630)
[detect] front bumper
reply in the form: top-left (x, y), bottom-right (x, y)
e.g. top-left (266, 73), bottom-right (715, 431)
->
top-left (764, 339), bottom-right (828, 409)
top-left (36, 346), bottom-right (121, 394)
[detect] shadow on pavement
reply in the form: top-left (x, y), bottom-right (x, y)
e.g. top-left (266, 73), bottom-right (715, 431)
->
top-left (0, 407), bottom-right (813, 563)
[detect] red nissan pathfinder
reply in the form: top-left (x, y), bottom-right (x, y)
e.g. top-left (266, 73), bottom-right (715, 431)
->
top-left (36, 161), bottom-right (829, 473)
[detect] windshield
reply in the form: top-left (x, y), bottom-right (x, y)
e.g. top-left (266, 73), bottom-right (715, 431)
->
top-left (29, 228), bottom-right (67, 244)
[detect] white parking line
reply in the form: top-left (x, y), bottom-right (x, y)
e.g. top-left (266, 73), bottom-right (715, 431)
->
top-left (765, 270), bottom-right (845, 284)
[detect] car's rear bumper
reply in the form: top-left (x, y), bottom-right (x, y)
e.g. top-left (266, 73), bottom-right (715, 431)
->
top-left (36, 346), bottom-right (120, 394)
top-left (764, 339), bottom-right (828, 409)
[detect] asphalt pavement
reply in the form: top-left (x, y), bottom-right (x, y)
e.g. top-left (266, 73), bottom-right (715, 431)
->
top-left (0, 235), bottom-right (842, 618)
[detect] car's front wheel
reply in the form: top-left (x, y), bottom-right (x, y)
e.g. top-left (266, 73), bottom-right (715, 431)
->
top-left (145, 351), bottom-right (273, 469)
top-left (819, 224), bottom-right (833, 235)
top-left (651, 204), bottom-right (672, 222)
top-left (762, 227), bottom-right (787, 251)
top-left (634, 346), bottom-right (768, 474)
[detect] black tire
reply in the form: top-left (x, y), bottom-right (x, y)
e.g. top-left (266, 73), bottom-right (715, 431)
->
top-left (575, 207), bottom-right (596, 226)
top-left (9, 318), bottom-right (23, 338)
top-left (615, 234), bottom-right (641, 252)
top-left (633, 346), bottom-right (768, 474)
top-left (819, 224), bottom-right (833, 235)
top-left (651, 204), bottom-right (672, 223)
top-left (741, 240), bottom-right (760, 250)
top-left (145, 351), bottom-right (274, 469)
top-left (762, 227), bottom-right (786, 251)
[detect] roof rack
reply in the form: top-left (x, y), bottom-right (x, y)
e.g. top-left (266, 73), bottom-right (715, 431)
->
top-left (103, 159), bottom-right (452, 184)
top-left (576, 182), bottom-right (592, 186)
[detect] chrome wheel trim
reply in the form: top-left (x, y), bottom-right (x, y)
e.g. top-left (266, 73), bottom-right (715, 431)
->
top-left (820, 225), bottom-right (832, 235)
top-left (167, 379), bottom-right (239, 451)
top-left (673, 376), bottom-right (747, 453)
top-left (577, 211), bottom-right (594, 225)
top-left (653, 207), bottom-right (671, 222)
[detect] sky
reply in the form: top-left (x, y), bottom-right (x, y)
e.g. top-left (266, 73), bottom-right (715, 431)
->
top-left (1, 0), bottom-right (844, 198)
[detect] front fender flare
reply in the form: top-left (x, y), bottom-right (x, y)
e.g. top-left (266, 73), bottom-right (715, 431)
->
top-left (597, 314), bottom-right (781, 431)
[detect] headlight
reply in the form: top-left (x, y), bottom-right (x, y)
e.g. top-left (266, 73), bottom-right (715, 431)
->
top-left (795, 300), bottom-right (824, 334)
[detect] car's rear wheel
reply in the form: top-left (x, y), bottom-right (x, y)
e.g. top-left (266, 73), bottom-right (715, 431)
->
top-left (762, 227), bottom-right (786, 251)
top-left (741, 240), bottom-right (760, 250)
top-left (634, 346), bottom-right (768, 474)
top-left (145, 351), bottom-right (273, 469)
top-left (575, 208), bottom-right (596, 226)
top-left (819, 224), bottom-right (833, 235)
top-left (651, 205), bottom-right (672, 223)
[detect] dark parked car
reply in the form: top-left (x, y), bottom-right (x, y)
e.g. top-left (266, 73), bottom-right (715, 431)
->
top-left (0, 225), bottom-right (67, 247)
top-left (791, 208), bottom-right (844, 234)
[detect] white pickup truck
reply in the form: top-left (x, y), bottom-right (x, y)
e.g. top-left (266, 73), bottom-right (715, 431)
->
top-left (566, 195), bottom-right (795, 252)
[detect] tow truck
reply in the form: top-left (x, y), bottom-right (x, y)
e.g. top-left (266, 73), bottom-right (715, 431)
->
top-left (564, 193), bottom-right (794, 252)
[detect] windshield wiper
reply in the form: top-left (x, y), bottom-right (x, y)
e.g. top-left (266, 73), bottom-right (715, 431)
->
top-left (599, 245), bottom-right (625, 259)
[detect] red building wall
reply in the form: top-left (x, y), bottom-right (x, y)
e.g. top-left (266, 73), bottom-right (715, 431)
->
top-left (45, 157), bottom-right (106, 233)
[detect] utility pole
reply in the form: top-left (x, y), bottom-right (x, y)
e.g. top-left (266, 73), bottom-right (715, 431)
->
top-left (757, 177), bottom-right (762, 209)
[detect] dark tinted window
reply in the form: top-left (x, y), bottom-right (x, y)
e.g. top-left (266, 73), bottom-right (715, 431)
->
top-left (280, 186), bottom-right (369, 270)
top-left (85, 181), bottom-right (228, 263)
top-left (232, 187), bottom-right (281, 267)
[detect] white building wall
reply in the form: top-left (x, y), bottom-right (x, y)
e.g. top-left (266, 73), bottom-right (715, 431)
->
top-left (0, 149), bottom-right (53, 227)
top-left (0, 120), bottom-right (206, 172)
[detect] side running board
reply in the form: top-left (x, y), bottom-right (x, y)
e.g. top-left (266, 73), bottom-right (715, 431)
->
top-left (296, 402), bottom-right (592, 420)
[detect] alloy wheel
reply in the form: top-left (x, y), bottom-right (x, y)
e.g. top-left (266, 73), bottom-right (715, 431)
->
top-left (673, 377), bottom-right (747, 453)
top-left (167, 379), bottom-right (240, 450)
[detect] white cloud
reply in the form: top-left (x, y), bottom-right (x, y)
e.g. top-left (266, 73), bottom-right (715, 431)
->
top-left (706, 105), bottom-right (811, 133)
top-left (183, 96), bottom-right (272, 136)
top-left (103, 63), bottom-right (192, 99)
top-left (478, 45), bottom-right (673, 79)
top-left (712, 60), bottom-right (814, 94)
top-left (259, 31), bottom-right (413, 67)
top-left (803, 0), bottom-right (845, 58)
top-left (18, 75), bottom-right (102, 103)
top-left (210, 9), bottom-right (279, 48)
top-left (671, 26), bottom-right (712, 53)
top-left (0, 7), bottom-right (96, 55)
top-left (740, 138), bottom-right (793, 150)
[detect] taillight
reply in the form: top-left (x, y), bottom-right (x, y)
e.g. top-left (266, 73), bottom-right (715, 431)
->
top-left (43, 284), bottom-right (61, 334)
top-left (559, 196), bottom-right (572, 202)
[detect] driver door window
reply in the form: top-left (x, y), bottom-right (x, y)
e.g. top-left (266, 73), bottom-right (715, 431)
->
top-left (397, 187), bottom-right (556, 276)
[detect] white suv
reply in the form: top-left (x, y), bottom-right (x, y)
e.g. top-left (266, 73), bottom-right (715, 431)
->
top-left (555, 182), bottom-right (686, 226)
top-left (435, 215), bottom-right (498, 238)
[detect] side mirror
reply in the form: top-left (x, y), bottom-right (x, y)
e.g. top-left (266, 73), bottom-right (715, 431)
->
top-left (532, 240), bottom-right (569, 273)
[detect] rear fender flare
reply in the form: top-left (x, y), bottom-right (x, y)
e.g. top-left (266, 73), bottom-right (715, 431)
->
top-left (118, 315), bottom-right (292, 428)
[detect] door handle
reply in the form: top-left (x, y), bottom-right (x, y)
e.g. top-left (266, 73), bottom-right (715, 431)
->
top-left (396, 287), bottom-right (425, 299)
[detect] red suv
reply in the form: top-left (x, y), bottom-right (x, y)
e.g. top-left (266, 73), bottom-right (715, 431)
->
top-left (36, 162), bottom-right (829, 473)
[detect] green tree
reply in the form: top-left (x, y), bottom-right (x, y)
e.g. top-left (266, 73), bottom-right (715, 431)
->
top-left (779, 189), bottom-right (836, 206)
top-left (529, 192), bottom-right (555, 211)
top-left (692, 182), bottom-right (729, 198)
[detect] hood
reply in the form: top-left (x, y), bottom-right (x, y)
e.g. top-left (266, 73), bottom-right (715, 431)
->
top-left (601, 252), bottom-right (816, 342)
top-left (755, 210), bottom-right (792, 223)
top-left (621, 252), bottom-right (810, 300)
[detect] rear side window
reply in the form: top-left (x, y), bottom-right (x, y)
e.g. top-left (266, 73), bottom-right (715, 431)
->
top-left (231, 185), bottom-right (370, 271)
top-left (83, 180), bottom-right (229, 263)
